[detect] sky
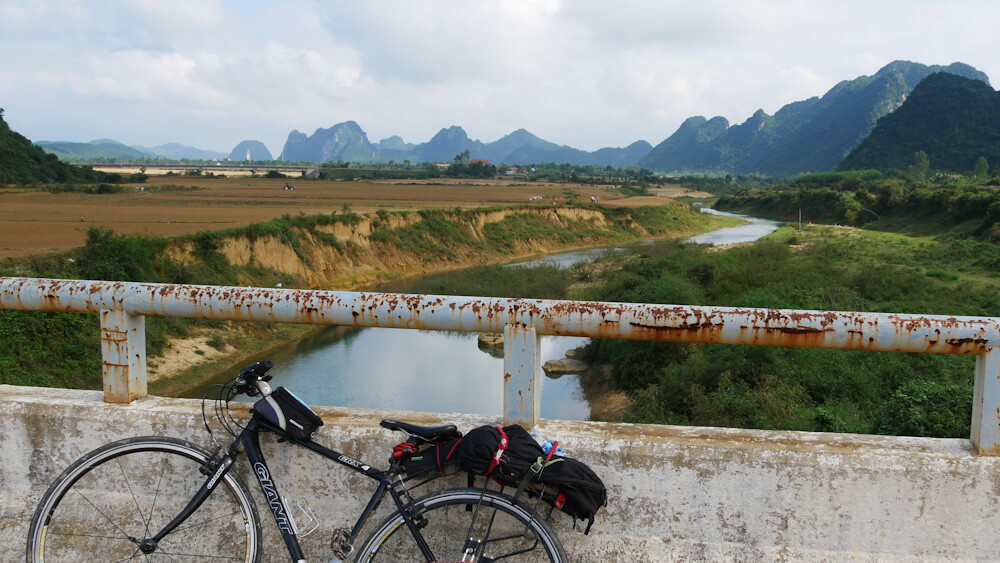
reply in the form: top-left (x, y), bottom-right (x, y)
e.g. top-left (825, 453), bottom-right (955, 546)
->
top-left (1, 0), bottom-right (998, 156)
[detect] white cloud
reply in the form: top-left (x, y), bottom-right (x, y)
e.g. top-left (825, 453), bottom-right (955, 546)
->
top-left (316, 0), bottom-right (563, 82)
top-left (1, 0), bottom-right (999, 153)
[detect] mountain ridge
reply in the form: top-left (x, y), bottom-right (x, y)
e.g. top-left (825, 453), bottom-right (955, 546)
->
top-left (27, 60), bottom-right (992, 174)
top-left (838, 72), bottom-right (1000, 173)
top-left (279, 122), bottom-right (651, 167)
top-left (638, 60), bottom-right (991, 176)
top-left (133, 142), bottom-right (227, 161)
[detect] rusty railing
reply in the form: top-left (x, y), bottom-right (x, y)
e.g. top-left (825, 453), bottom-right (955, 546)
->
top-left (2, 276), bottom-right (1000, 454)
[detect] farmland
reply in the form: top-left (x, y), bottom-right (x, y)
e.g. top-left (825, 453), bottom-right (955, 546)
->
top-left (0, 176), bottom-right (708, 260)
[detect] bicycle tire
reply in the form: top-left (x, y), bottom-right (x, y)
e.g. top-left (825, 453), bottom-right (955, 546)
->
top-left (354, 488), bottom-right (567, 562)
top-left (26, 436), bottom-right (261, 562)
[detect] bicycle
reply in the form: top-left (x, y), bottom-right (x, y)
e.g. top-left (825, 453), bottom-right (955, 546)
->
top-left (26, 359), bottom-right (568, 561)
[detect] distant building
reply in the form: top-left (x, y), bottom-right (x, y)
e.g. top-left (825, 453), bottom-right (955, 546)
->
top-left (471, 159), bottom-right (489, 164)
top-left (506, 167), bottom-right (520, 175)
top-left (435, 163), bottom-right (451, 169)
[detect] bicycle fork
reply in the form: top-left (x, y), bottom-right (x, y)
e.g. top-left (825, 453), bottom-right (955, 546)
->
top-left (133, 446), bottom-right (238, 555)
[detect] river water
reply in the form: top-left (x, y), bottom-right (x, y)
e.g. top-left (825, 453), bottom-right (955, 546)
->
top-left (685, 208), bottom-right (782, 245)
top-left (202, 209), bottom-right (780, 420)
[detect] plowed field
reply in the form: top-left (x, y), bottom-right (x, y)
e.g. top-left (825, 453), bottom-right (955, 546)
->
top-left (0, 177), bottom-right (707, 259)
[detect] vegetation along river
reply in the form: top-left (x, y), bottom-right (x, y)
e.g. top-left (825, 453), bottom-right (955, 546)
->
top-left (203, 210), bottom-right (780, 421)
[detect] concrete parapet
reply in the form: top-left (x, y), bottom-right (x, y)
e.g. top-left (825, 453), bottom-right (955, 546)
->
top-left (3, 384), bottom-right (999, 561)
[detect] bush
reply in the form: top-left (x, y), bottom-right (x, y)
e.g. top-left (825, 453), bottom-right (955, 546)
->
top-left (584, 224), bottom-right (983, 437)
top-left (75, 228), bottom-right (169, 281)
top-left (875, 379), bottom-right (971, 438)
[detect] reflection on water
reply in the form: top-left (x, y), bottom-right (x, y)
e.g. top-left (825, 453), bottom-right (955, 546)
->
top-left (686, 208), bottom-right (782, 245)
top-left (195, 327), bottom-right (591, 420)
top-left (276, 328), bottom-right (589, 419)
top-left (502, 246), bottom-right (634, 269)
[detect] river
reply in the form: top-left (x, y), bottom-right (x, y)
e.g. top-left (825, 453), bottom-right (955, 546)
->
top-left (202, 209), bottom-right (780, 420)
top-left (685, 207), bottom-right (782, 245)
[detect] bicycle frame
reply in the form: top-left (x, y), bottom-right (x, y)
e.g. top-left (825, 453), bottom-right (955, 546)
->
top-left (146, 414), bottom-right (437, 561)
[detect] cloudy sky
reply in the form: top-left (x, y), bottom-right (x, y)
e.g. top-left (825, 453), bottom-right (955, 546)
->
top-left (1, 1), bottom-right (998, 156)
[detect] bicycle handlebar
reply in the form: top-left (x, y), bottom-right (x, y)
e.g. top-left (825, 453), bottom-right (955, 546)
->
top-left (233, 359), bottom-right (274, 397)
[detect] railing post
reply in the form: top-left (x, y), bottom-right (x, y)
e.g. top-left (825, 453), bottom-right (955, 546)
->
top-left (972, 350), bottom-right (1000, 455)
top-left (503, 322), bottom-right (541, 428)
top-left (100, 309), bottom-right (147, 403)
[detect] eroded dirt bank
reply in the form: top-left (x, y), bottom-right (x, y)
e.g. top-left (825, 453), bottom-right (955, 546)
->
top-left (165, 204), bottom-right (717, 289)
top-left (149, 203), bottom-right (732, 397)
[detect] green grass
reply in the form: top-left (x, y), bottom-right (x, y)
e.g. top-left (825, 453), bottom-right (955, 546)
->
top-left (582, 224), bottom-right (997, 437)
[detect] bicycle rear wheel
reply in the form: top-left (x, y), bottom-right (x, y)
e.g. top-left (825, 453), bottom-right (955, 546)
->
top-left (355, 488), bottom-right (566, 562)
top-left (26, 436), bottom-right (261, 562)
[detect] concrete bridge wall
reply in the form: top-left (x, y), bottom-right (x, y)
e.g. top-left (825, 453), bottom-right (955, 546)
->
top-left (3, 384), bottom-right (999, 561)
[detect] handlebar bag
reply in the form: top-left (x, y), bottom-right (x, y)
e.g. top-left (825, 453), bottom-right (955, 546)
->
top-left (253, 386), bottom-right (324, 440)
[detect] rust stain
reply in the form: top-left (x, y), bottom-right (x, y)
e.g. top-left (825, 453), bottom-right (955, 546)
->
top-left (4, 277), bottom-right (1000, 355)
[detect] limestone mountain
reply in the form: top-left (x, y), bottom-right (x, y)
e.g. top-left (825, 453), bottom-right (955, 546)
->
top-left (279, 122), bottom-right (650, 167)
top-left (279, 121), bottom-right (373, 162)
top-left (374, 135), bottom-right (414, 153)
top-left (638, 116), bottom-right (728, 172)
top-left (410, 125), bottom-right (486, 163)
top-left (838, 73), bottom-right (1000, 173)
top-left (227, 140), bottom-right (273, 162)
top-left (639, 60), bottom-right (991, 176)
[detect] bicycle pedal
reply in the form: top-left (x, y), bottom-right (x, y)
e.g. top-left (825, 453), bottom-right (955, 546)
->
top-left (330, 527), bottom-right (353, 560)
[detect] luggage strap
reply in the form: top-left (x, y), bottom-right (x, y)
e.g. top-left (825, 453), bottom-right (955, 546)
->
top-left (485, 425), bottom-right (508, 477)
top-left (512, 456), bottom-right (564, 502)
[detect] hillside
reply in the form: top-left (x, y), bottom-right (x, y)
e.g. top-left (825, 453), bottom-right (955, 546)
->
top-left (134, 143), bottom-right (228, 161)
top-left (0, 111), bottom-right (115, 184)
top-left (38, 138), bottom-right (231, 162)
top-left (838, 73), bottom-right (1000, 173)
top-left (35, 139), bottom-right (152, 162)
top-left (639, 61), bottom-right (990, 176)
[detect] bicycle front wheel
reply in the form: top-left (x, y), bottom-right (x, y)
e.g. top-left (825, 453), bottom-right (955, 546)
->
top-left (26, 436), bottom-right (261, 562)
top-left (355, 488), bottom-right (567, 562)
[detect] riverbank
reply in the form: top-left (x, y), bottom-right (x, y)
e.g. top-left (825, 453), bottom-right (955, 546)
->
top-left (146, 203), bottom-right (743, 401)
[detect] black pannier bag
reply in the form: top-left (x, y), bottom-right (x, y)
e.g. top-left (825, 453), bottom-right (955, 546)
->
top-left (453, 424), bottom-right (607, 534)
top-left (252, 386), bottom-right (324, 441)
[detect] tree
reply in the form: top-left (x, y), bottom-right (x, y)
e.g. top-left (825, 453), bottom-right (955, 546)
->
top-left (454, 150), bottom-right (471, 164)
top-left (975, 156), bottom-right (989, 178)
top-left (907, 151), bottom-right (930, 181)
top-left (877, 179), bottom-right (906, 210)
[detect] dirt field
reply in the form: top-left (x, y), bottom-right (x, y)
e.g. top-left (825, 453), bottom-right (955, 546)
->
top-left (0, 177), bottom-right (708, 259)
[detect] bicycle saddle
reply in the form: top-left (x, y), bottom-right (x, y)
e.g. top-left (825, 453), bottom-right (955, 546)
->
top-left (381, 419), bottom-right (462, 442)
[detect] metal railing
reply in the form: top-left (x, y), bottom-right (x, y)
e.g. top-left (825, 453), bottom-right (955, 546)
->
top-left (3, 276), bottom-right (1000, 454)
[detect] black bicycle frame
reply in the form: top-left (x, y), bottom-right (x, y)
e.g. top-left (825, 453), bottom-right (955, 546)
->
top-left (148, 415), bottom-right (437, 561)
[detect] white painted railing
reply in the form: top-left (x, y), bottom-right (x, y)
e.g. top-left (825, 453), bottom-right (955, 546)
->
top-left (2, 276), bottom-right (1000, 453)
